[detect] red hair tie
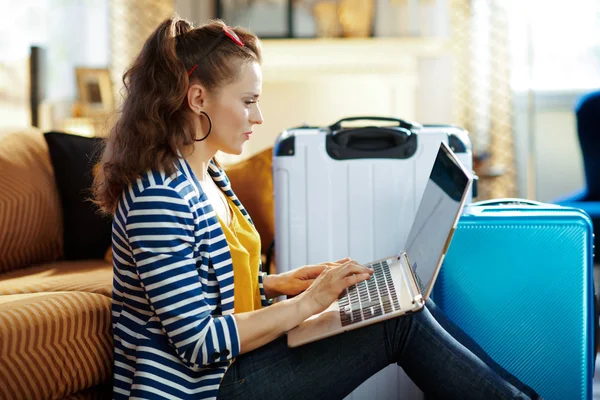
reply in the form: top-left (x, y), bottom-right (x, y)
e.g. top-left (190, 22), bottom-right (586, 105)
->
top-left (187, 64), bottom-right (198, 77)
top-left (223, 26), bottom-right (244, 47)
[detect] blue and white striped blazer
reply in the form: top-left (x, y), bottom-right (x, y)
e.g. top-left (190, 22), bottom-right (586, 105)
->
top-left (111, 157), bottom-right (269, 399)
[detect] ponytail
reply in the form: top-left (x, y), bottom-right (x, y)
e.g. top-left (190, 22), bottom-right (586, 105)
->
top-left (93, 16), bottom-right (261, 214)
top-left (93, 17), bottom-right (197, 214)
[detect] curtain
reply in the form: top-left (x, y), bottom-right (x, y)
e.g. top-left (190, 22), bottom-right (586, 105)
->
top-left (109, 0), bottom-right (175, 110)
top-left (451, 0), bottom-right (515, 200)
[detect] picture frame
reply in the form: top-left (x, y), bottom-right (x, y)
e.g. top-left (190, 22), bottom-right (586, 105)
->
top-left (214, 0), bottom-right (294, 38)
top-left (75, 67), bottom-right (114, 117)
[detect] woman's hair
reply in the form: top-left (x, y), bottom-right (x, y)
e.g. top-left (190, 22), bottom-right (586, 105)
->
top-left (93, 17), bottom-right (261, 214)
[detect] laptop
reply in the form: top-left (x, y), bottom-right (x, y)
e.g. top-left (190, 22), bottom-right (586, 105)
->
top-left (287, 141), bottom-right (473, 348)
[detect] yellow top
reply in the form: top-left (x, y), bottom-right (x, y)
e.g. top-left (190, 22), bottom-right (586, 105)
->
top-left (218, 195), bottom-right (263, 313)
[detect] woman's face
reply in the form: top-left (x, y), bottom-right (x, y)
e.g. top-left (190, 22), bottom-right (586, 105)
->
top-left (203, 61), bottom-right (264, 155)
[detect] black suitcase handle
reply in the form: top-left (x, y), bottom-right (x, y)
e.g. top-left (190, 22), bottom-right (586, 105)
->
top-left (329, 116), bottom-right (422, 131)
top-left (330, 126), bottom-right (412, 150)
top-left (326, 117), bottom-right (421, 159)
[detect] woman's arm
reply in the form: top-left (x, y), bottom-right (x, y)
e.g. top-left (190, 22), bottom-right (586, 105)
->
top-left (233, 294), bottom-right (312, 353)
top-left (262, 260), bottom-right (349, 299)
top-left (234, 262), bottom-right (373, 354)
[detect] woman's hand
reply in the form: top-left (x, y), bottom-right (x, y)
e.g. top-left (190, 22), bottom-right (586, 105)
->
top-left (298, 259), bottom-right (373, 316)
top-left (263, 258), bottom-right (354, 298)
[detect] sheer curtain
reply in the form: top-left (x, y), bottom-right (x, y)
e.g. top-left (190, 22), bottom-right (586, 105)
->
top-left (451, 0), bottom-right (514, 200)
top-left (109, 0), bottom-right (174, 110)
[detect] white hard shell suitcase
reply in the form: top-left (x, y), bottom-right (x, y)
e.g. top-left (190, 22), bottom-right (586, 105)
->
top-left (273, 116), bottom-right (474, 272)
top-left (272, 116), bottom-right (474, 400)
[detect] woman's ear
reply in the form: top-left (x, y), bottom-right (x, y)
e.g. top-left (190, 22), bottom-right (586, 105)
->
top-left (187, 83), bottom-right (206, 114)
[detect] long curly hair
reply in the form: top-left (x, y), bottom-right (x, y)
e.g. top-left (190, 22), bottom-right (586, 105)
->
top-left (92, 17), bottom-right (262, 215)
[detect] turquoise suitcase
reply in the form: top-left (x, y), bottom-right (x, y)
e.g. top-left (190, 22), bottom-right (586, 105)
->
top-left (433, 199), bottom-right (596, 400)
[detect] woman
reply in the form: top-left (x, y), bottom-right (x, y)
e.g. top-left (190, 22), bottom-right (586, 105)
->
top-left (93, 17), bottom-right (542, 400)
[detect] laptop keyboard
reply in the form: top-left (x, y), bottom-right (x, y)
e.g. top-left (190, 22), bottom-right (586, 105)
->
top-left (338, 259), bottom-right (401, 326)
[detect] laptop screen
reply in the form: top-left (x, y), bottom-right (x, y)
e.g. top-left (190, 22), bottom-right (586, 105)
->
top-left (404, 142), bottom-right (472, 300)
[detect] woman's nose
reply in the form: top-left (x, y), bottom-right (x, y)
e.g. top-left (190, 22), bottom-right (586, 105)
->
top-left (250, 105), bottom-right (264, 125)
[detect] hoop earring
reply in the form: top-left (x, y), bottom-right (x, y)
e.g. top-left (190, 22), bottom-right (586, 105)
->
top-left (194, 111), bottom-right (212, 142)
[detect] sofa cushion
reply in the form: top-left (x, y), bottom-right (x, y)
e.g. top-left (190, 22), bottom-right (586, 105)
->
top-left (0, 291), bottom-right (112, 400)
top-left (44, 132), bottom-right (112, 260)
top-left (225, 147), bottom-right (274, 253)
top-left (0, 260), bottom-right (112, 298)
top-left (0, 128), bottom-right (63, 274)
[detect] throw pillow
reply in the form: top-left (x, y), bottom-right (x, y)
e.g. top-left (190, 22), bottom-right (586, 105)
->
top-left (44, 132), bottom-right (112, 260)
top-left (225, 147), bottom-right (274, 254)
top-left (104, 246), bottom-right (113, 264)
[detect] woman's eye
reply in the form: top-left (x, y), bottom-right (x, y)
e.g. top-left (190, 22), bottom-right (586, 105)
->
top-left (245, 100), bottom-right (256, 105)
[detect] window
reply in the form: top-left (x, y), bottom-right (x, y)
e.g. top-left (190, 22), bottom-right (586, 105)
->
top-left (509, 0), bottom-right (600, 92)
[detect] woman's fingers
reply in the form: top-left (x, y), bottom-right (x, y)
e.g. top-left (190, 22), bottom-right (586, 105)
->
top-left (337, 260), bottom-right (373, 276)
top-left (318, 262), bottom-right (338, 268)
top-left (336, 261), bottom-right (373, 289)
top-left (299, 265), bottom-right (326, 279)
top-left (333, 257), bottom-right (351, 264)
top-left (301, 260), bottom-right (373, 315)
top-left (319, 257), bottom-right (352, 269)
top-left (343, 272), bottom-right (372, 287)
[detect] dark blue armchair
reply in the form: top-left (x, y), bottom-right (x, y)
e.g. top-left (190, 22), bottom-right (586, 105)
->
top-left (553, 91), bottom-right (600, 254)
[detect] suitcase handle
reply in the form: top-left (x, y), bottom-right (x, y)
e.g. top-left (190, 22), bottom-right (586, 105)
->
top-left (471, 198), bottom-right (547, 207)
top-left (330, 126), bottom-right (413, 150)
top-left (329, 116), bottom-right (422, 131)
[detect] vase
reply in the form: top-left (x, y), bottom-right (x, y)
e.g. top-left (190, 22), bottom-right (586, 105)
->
top-left (337, 0), bottom-right (375, 38)
top-left (313, 1), bottom-right (341, 38)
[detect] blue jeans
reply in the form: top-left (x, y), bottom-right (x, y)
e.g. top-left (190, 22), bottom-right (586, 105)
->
top-left (218, 299), bottom-right (540, 400)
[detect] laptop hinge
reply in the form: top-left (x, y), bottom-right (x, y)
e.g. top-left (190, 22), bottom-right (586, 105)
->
top-left (400, 252), bottom-right (426, 308)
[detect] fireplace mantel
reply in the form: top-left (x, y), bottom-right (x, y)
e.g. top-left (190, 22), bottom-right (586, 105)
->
top-left (261, 37), bottom-right (448, 76)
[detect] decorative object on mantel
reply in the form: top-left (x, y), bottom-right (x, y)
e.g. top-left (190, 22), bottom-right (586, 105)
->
top-left (312, 1), bottom-right (340, 37)
top-left (75, 68), bottom-right (114, 118)
top-left (70, 67), bottom-right (115, 138)
top-left (337, 0), bottom-right (375, 37)
top-left (215, 0), bottom-right (293, 38)
top-left (311, 0), bottom-right (375, 38)
top-left (213, 0), bottom-right (376, 39)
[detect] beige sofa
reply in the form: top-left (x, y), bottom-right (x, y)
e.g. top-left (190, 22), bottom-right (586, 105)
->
top-left (0, 127), bottom-right (113, 399)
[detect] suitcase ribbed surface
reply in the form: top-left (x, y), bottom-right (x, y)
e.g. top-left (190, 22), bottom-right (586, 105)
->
top-left (434, 209), bottom-right (594, 399)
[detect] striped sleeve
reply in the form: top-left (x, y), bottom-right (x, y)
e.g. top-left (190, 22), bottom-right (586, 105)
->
top-left (258, 271), bottom-right (270, 306)
top-left (126, 185), bottom-right (240, 369)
